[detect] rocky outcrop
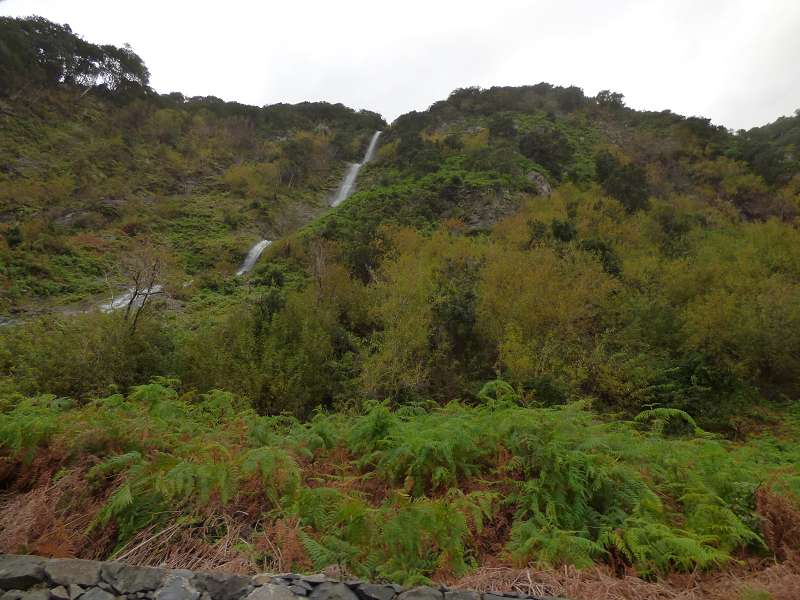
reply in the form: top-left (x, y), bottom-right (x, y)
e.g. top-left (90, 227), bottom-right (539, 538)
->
top-left (524, 172), bottom-right (552, 197)
top-left (0, 556), bottom-right (563, 600)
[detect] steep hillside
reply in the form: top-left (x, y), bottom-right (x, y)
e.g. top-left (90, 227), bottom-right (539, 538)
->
top-left (0, 17), bottom-right (383, 314)
top-left (2, 16), bottom-right (800, 600)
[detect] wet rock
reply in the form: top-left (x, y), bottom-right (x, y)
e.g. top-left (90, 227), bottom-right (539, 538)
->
top-left (0, 556), bottom-right (45, 590)
top-left (356, 584), bottom-right (395, 600)
top-left (287, 586), bottom-right (307, 596)
top-left (154, 577), bottom-right (199, 600)
top-left (194, 573), bottom-right (251, 600)
top-left (309, 583), bottom-right (358, 600)
top-left (244, 585), bottom-right (295, 600)
top-left (50, 587), bottom-right (70, 600)
top-left (45, 561), bottom-right (101, 588)
top-left (396, 588), bottom-right (441, 600)
top-left (102, 564), bottom-right (164, 594)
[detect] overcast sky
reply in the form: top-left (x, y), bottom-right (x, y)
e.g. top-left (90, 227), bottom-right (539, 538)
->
top-left (2, 0), bottom-right (799, 129)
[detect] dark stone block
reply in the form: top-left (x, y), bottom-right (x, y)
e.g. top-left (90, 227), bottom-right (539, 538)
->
top-left (308, 583), bottom-right (358, 600)
top-left (355, 584), bottom-right (395, 600)
top-left (44, 561), bottom-right (101, 588)
top-left (444, 592), bottom-right (479, 600)
top-left (49, 586), bottom-right (70, 600)
top-left (194, 573), bottom-right (251, 600)
top-left (78, 590), bottom-right (114, 600)
top-left (0, 556), bottom-right (45, 590)
top-left (20, 591), bottom-right (49, 600)
top-left (244, 585), bottom-right (296, 600)
top-left (101, 564), bottom-right (164, 595)
top-left (396, 588), bottom-right (441, 600)
top-left (67, 585), bottom-right (83, 600)
top-left (154, 576), bottom-right (200, 600)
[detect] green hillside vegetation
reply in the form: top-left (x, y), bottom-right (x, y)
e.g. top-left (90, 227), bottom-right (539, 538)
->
top-left (0, 16), bottom-right (383, 311)
top-left (2, 16), bottom-right (800, 600)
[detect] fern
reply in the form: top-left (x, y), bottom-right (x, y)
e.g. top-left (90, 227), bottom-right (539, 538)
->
top-left (509, 519), bottom-right (605, 568)
top-left (634, 407), bottom-right (707, 437)
top-left (241, 446), bottom-right (300, 507)
top-left (600, 517), bottom-right (730, 577)
top-left (0, 395), bottom-right (67, 462)
top-left (477, 379), bottom-right (520, 406)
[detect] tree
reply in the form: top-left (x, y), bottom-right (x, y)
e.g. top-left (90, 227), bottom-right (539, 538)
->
top-left (519, 126), bottom-right (575, 179)
top-left (0, 16), bottom-right (149, 97)
top-left (596, 90), bottom-right (625, 109)
top-left (595, 152), bottom-right (649, 213)
top-left (488, 114), bottom-right (516, 139)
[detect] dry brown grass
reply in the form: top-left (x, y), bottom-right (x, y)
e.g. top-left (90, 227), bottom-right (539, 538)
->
top-left (756, 486), bottom-right (800, 561)
top-left (256, 517), bottom-right (312, 574)
top-left (114, 514), bottom-right (254, 574)
top-left (447, 559), bottom-right (800, 600)
top-left (0, 465), bottom-right (100, 558)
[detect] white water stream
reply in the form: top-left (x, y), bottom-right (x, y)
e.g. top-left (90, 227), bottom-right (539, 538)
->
top-left (330, 131), bottom-right (382, 207)
top-left (236, 239), bottom-right (272, 276)
top-left (100, 284), bottom-right (163, 313)
top-left (3, 132), bottom-right (383, 322)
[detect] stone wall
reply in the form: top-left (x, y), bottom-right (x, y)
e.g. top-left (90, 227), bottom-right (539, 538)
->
top-left (0, 556), bottom-right (561, 600)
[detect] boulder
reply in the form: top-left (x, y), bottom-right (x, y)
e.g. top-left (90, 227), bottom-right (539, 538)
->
top-left (71, 591), bottom-right (112, 600)
top-left (194, 573), bottom-right (251, 600)
top-left (20, 591), bottom-right (49, 600)
top-left (49, 587), bottom-right (70, 600)
top-left (1, 591), bottom-right (24, 600)
top-left (443, 593), bottom-right (479, 600)
top-left (44, 561), bottom-right (101, 588)
top-left (154, 576), bottom-right (200, 600)
top-left (396, 589), bottom-right (441, 600)
top-left (101, 564), bottom-right (164, 594)
top-left (67, 585), bottom-right (83, 600)
top-left (0, 556), bottom-right (45, 591)
top-left (244, 585), bottom-right (295, 600)
top-left (308, 584), bottom-right (358, 600)
top-left (355, 584), bottom-right (395, 600)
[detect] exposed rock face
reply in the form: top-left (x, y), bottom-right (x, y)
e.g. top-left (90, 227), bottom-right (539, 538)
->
top-left (525, 171), bottom-right (553, 197)
top-left (0, 556), bottom-right (562, 600)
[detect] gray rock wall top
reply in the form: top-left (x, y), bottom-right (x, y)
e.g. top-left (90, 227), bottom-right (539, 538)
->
top-left (0, 555), bottom-right (563, 600)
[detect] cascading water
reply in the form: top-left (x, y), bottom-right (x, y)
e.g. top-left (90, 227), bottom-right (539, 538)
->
top-left (12, 132), bottom-right (382, 322)
top-left (236, 239), bottom-right (272, 276)
top-left (100, 284), bottom-right (163, 313)
top-left (330, 130), bottom-right (382, 207)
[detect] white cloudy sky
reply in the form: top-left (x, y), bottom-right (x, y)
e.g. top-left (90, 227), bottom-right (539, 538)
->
top-left (2, 0), bottom-right (799, 129)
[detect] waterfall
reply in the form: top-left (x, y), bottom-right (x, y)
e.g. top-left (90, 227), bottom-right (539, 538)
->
top-left (100, 284), bottom-right (163, 313)
top-left (330, 130), bottom-right (382, 207)
top-left (236, 239), bottom-right (272, 276)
